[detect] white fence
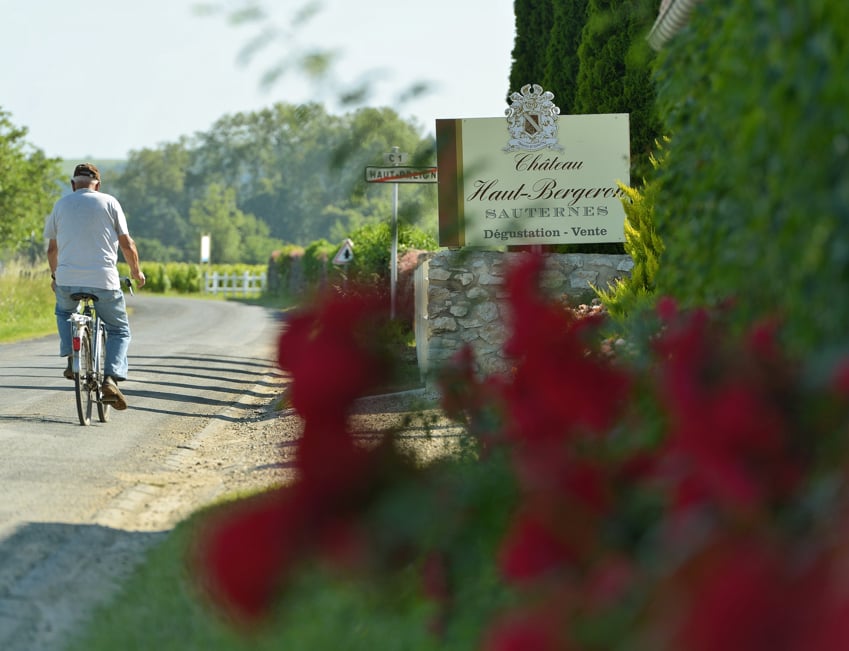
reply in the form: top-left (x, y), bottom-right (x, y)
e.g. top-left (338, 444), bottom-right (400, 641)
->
top-left (203, 271), bottom-right (267, 296)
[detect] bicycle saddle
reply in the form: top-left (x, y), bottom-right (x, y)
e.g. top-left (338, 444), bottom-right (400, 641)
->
top-left (70, 292), bottom-right (100, 302)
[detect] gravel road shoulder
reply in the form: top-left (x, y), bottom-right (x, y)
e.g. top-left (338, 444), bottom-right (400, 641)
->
top-left (110, 382), bottom-right (463, 531)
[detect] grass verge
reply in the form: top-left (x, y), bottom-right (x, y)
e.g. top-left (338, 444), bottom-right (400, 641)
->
top-left (0, 266), bottom-right (56, 343)
top-left (0, 264), bottom-right (298, 345)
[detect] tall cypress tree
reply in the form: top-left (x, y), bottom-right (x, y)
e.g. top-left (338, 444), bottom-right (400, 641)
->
top-left (574, 0), bottom-right (627, 114)
top-left (542, 0), bottom-right (589, 115)
top-left (509, 0), bottom-right (553, 97)
top-left (574, 0), bottom-right (661, 182)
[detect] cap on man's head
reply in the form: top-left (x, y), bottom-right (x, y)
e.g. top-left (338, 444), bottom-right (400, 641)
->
top-left (72, 162), bottom-right (101, 181)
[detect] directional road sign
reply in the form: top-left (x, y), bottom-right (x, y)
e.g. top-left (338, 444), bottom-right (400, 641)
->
top-left (365, 166), bottom-right (438, 183)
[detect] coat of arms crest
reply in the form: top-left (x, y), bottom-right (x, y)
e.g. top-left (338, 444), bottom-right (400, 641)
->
top-left (503, 84), bottom-right (563, 152)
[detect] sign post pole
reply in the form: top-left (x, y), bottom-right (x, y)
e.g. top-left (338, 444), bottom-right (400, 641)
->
top-left (385, 147), bottom-right (405, 319)
top-left (391, 178), bottom-right (399, 319)
top-left (365, 149), bottom-right (438, 319)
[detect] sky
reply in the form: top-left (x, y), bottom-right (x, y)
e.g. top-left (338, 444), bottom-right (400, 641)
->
top-left (1, 0), bottom-right (517, 161)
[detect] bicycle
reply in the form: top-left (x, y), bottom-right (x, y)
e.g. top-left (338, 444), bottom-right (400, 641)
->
top-left (69, 277), bottom-right (134, 426)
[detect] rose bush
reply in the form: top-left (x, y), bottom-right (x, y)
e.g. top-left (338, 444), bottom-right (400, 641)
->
top-left (192, 252), bottom-right (849, 649)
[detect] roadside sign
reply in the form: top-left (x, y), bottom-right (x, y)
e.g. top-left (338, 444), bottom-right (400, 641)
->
top-left (200, 234), bottom-right (211, 263)
top-left (365, 166), bottom-right (438, 183)
top-left (384, 149), bottom-right (408, 165)
top-left (333, 238), bottom-right (354, 265)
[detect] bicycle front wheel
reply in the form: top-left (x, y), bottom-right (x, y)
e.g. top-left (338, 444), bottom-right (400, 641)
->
top-left (96, 326), bottom-right (110, 423)
top-left (74, 329), bottom-right (94, 426)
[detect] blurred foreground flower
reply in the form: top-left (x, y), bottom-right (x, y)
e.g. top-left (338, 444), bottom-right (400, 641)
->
top-left (191, 287), bottom-right (413, 623)
top-left (191, 253), bottom-right (849, 649)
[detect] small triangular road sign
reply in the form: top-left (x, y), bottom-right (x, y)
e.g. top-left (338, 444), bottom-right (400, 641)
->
top-left (333, 239), bottom-right (354, 265)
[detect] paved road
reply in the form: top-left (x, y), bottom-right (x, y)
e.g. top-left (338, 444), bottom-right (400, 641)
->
top-left (0, 294), bottom-right (285, 650)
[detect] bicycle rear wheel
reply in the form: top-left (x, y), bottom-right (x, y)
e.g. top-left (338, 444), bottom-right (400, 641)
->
top-left (96, 326), bottom-right (111, 423)
top-left (74, 329), bottom-right (94, 426)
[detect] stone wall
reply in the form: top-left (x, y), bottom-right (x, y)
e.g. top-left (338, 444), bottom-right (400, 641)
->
top-left (415, 249), bottom-right (634, 382)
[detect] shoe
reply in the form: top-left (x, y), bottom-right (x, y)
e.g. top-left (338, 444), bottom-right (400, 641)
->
top-left (101, 376), bottom-right (128, 410)
top-left (64, 357), bottom-right (74, 380)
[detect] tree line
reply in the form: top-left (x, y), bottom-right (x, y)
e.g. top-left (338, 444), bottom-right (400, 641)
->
top-left (0, 109), bottom-right (62, 261)
top-left (0, 103), bottom-right (438, 265)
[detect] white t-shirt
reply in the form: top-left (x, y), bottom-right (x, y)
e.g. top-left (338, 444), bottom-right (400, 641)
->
top-left (43, 188), bottom-right (130, 290)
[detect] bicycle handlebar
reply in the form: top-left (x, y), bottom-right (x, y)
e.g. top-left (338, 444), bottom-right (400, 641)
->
top-left (121, 276), bottom-right (134, 296)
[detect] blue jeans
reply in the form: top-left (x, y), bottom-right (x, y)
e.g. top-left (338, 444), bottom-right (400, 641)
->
top-left (54, 285), bottom-right (132, 381)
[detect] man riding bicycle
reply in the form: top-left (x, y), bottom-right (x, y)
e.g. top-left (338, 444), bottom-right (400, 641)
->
top-left (44, 162), bottom-right (146, 410)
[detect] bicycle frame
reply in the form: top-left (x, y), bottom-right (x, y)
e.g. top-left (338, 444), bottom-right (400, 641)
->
top-left (69, 309), bottom-right (90, 376)
top-left (67, 278), bottom-right (133, 425)
top-left (69, 297), bottom-right (110, 425)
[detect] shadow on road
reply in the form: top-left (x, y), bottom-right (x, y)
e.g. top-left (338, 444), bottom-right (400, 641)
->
top-left (0, 521), bottom-right (166, 651)
top-left (0, 352), bottom-right (286, 425)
